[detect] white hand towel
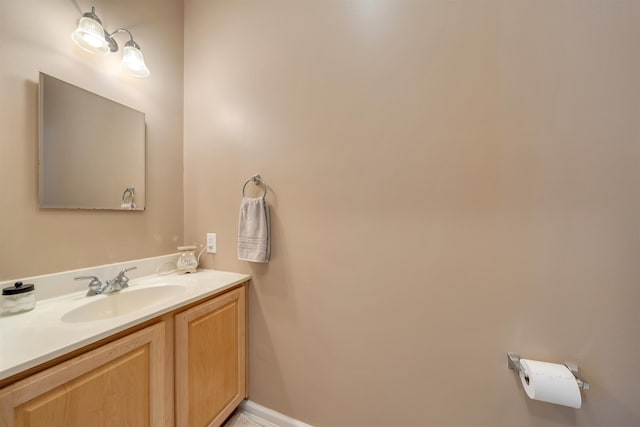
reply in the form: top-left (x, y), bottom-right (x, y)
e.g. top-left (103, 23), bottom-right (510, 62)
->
top-left (238, 197), bottom-right (271, 262)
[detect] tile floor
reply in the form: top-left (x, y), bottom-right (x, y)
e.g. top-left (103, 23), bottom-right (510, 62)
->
top-left (222, 411), bottom-right (267, 427)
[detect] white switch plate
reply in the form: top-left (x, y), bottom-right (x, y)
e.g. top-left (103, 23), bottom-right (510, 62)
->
top-left (206, 233), bottom-right (217, 253)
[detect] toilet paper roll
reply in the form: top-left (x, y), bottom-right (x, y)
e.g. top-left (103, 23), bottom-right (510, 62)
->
top-left (519, 359), bottom-right (582, 408)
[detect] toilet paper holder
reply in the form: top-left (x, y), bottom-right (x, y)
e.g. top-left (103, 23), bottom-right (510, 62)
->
top-left (507, 352), bottom-right (590, 390)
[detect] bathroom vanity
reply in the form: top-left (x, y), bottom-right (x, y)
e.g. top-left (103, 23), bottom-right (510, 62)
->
top-left (0, 268), bottom-right (249, 427)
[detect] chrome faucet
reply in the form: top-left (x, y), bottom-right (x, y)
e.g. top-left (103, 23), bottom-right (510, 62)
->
top-left (104, 266), bottom-right (137, 293)
top-left (74, 266), bottom-right (137, 296)
top-left (74, 275), bottom-right (103, 296)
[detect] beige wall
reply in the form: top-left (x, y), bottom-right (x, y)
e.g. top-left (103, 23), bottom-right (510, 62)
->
top-left (185, 1), bottom-right (640, 426)
top-left (0, 0), bottom-right (184, 280)
top-left (2, 0), bottom-right (638, 425)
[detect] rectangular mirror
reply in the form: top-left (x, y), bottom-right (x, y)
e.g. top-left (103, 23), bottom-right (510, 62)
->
top-left (39, 72), bottom-right (146, 210)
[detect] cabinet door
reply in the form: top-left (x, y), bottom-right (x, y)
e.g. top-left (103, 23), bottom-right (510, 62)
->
top-left (0, 322), bottom-right (168, 427)
top-left (175, 285), bottom-right (247, 427)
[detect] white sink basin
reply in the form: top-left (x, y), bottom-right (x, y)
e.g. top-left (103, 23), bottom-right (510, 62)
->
top-left (61, 285), bottom-right (187, 323)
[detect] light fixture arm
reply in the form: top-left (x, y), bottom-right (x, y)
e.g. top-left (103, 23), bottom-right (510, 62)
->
top-left (83, 6), bottom-right (102, 24)
top-left (104, 28), bottom-right (138, 53)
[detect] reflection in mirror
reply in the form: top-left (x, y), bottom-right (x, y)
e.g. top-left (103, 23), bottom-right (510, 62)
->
top-left (39, 72), bottom-right (146, 210)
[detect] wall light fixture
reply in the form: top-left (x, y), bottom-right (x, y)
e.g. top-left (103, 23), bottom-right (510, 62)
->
top-left (72, 6), bottom-right (150, 78)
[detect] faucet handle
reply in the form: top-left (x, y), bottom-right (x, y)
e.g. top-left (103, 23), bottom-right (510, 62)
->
top-left (75, 275), bottom-right (102, 296)
top-left (120, 266), bottom-right (137, 275)
top-left (116, 266), bottom-right (137, 287)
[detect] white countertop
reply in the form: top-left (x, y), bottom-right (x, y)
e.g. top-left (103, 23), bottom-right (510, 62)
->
top-left (0, 268), bottom-right (250, 382)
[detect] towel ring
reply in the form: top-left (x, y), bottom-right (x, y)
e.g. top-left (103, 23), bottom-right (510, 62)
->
top-left (120, 187), bottom-right (136, 209)
top-left (122, 186), bottom-right (135, 204)
top-left (242, 174), bottom-right (267, 198)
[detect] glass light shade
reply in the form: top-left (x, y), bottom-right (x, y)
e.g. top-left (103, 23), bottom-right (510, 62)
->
top-left (121, 45), bottom-right (150, 77)
top-left (71, 16), bottom-right (109, 55)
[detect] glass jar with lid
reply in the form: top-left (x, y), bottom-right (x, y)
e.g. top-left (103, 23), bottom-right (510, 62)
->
top-left (2, 282), bottom-right (36, 315)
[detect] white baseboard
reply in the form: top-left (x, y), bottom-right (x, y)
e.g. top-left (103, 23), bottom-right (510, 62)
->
top-left (239, 400), bottom-right (313, 427)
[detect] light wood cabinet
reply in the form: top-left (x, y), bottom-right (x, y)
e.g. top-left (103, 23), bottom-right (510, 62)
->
top-left (0, 322), bottom-right (169, 427)
top-left (175, 286), bottom-right (247, 427)
top-left (0, 283), bottom-right (248, 427)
